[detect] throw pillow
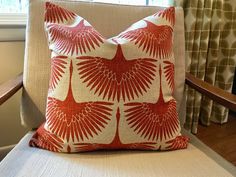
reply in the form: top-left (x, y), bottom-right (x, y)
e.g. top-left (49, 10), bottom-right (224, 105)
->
top-left (29, 2), bottom-right (189, 152)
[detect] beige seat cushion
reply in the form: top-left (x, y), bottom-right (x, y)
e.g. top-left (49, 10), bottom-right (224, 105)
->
top-left (0, 131), bottom-right (235, 177)
top-left (21, 0), bottom-right (186, 129)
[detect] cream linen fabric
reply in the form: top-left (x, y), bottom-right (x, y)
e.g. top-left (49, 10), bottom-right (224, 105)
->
top-left (0, 145), bottom-right (15, 161)
top-left (0, 131), bottom-right (235, 177)
top-left (21, 0), bottom-right (186, 129)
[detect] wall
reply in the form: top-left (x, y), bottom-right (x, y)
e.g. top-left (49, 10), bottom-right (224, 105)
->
top-left (0, 42), bottom-right (28, 147)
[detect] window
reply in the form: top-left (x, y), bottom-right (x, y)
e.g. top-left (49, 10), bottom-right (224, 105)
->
top-left (0, 0), bottom-right (27, 26)
top-left (0, 0), bottom-right (27, 13)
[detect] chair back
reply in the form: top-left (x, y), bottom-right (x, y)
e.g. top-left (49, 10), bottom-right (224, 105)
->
top-left (21, 0), bottom-right (186, 129)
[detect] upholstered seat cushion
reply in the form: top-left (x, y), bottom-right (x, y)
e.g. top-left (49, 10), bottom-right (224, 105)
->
top-left (0, 130), bottom-right (235, 177)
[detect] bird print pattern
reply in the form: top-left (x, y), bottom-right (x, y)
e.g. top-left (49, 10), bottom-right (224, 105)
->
top-left (119, 21), bottom-right (173, 58)
top-left (29, 2), bottom-right (188, 152)
top-left (124, 66), bottom-right (179, 142)
top-left (44, 1), bottom-right (76, 23)
top-left (47, 19), bottom-right (104, 56)
top-left (155, 7), bottom-right (175, 26)
top-left (77, 44), bottom-right (157, 102)
top-left (49, 55), bottom-right (68, 91)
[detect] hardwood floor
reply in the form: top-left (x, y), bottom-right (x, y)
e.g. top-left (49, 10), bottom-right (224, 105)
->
top-left (196, 112), bottom-right (236, 166)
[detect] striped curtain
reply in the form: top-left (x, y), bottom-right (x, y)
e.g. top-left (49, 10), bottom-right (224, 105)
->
top-left (175, 0), bottom-right (236, 133)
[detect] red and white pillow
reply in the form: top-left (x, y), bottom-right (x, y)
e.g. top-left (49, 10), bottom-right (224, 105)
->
top-left (29, 2), bottom-right (189, 152)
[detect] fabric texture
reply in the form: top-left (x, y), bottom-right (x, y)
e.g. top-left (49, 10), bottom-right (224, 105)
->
top-left (21, 0), bottom-right (186, 130)
top-left (0, 145), bottom-right (15, 161)
top-left (175, 0), bottom-right (236, 133)
top-left (1, 131), bottom-right (235, 177)
top-left (29, 2), bottom-right (188, 153)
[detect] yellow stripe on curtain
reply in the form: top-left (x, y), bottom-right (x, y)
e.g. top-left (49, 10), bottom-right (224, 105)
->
top-left (175, 0), bottom-right (236, 133)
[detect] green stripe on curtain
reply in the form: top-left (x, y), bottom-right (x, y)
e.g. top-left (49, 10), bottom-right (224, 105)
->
top-left (175, 0), bottom-right (236, 133)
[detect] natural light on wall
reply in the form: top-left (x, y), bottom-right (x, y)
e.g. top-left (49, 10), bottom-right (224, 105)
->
top-left (93, 0), bottom-right (173, 6)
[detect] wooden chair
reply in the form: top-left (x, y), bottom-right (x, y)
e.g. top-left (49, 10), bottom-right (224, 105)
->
top-left (0, 0), bottom-right (236, 176)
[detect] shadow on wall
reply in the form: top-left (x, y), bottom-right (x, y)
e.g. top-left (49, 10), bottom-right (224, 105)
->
top-left (0, 42), bottom-right (28, 147)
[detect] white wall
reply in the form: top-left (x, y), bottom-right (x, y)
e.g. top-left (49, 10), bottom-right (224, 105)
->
top-left (0, 42), bottom-right (28, 147)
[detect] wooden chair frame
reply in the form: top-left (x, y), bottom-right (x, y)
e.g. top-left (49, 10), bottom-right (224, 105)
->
top-left (1, 72), bottom-right (235, 112)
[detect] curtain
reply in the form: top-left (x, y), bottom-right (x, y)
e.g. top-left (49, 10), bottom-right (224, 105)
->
top-left (175, 0), bottom-right (236, 133)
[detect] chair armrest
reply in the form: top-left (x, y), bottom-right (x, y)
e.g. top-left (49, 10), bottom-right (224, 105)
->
top-left (185, 72), bottom-right (236, 112)
top-left (0, 144), bottom-right (15, 161)
top-left (0, 73), bottom-right (23, 105)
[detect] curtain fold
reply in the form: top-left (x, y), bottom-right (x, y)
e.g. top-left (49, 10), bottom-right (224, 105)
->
top-left (175, 0), bottom-right (236, 133)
